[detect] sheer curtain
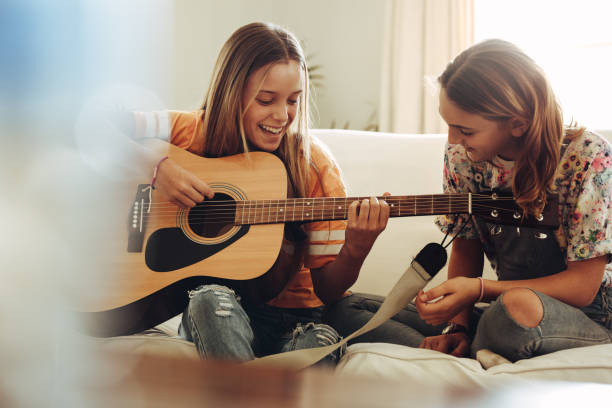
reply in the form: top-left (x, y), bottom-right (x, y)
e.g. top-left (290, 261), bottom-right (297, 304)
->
top-left (379, 0), bottom-right (474, 134)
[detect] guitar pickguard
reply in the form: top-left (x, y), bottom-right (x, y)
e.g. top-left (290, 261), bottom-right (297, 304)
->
top-left (144, 225), bottom-right (250, 272)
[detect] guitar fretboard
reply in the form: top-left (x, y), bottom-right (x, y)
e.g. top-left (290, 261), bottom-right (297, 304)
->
top-left (234, 194), bottom-right (470, 225)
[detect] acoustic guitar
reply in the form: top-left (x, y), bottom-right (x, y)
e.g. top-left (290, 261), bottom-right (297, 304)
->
top-left (78, 143), bottom-right (559, 337)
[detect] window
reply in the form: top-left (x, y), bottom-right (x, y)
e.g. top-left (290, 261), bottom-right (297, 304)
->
top-left (474, 0), bottom-right (612, 132)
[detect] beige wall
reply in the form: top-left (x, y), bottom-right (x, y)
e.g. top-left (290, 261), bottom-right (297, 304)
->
top-left (172, 0), bottom-right (387, 130)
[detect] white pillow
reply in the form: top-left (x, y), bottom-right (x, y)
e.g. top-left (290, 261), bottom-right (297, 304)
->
top-left (335, 343), bottom-right (612, 387)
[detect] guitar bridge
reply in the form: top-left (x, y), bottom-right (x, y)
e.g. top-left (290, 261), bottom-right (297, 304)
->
top-left (127, 184), bottom-right (152, 252)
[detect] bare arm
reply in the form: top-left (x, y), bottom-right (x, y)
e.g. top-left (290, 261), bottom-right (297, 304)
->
top-left (126, 112), bottom-right (214, 208)
top-left (310, 196), bottom-right (390, 304)
top-left (440, 237), bottom-right (484, 328)
top-left (480, 255), bottom-right (606, 307)
top-left (417, 250), bottom-right (606, 326)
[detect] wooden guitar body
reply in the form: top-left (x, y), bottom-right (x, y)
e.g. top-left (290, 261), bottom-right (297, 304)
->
top-left (80, 146), bottom-right (290, 336)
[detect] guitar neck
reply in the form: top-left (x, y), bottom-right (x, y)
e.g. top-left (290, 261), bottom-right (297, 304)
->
top-left (235, 194), bottom-right (470, 225)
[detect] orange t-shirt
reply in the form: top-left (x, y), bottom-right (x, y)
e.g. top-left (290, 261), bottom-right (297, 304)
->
top-left (133, 110), bottom-right (348, 308)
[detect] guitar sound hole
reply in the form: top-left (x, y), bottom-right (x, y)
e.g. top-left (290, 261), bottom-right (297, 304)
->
top-left (188, 193), bottom-right (236, 238)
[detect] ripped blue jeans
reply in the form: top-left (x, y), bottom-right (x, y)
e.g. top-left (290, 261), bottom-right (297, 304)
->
top-left (178, 284), bottom-right (344, 364)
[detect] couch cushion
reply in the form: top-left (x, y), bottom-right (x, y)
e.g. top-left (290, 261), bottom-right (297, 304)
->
top-left (334, 343), bottom-right (612, 387)
top-left (89, 332), bottom-right (198, 360)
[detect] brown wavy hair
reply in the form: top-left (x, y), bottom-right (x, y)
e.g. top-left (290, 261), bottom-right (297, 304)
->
top-left (200, 22), bottom-right (311, 197)
top-left (439, 39), bottom-right (583, 216)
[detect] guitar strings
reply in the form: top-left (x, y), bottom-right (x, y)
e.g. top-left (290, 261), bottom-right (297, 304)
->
top-left (135, 204), bottom-right (530, 226)
top-left (137, 201), bottom-right (519, 217)
top-left (135, 194), bottom-right (517, 207)
top-left (134, 195), bottom-right (518, 212)
top-left (136, 198), bottom-right (523, 222)
top-left (138, 201), bottom-right (518, 213)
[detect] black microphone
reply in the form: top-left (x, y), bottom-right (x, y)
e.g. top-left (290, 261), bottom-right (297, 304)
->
top-left (400, 242), bottom-right (447, 302)
top-left (414, 242), bottom-right (447, 280)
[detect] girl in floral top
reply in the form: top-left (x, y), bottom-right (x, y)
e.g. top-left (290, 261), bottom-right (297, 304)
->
top-left (415, 39), bottom-right (612, 361)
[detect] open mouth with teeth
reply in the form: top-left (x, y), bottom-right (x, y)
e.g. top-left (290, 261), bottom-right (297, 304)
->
top-left (259, 124), bottom-right (284, 135)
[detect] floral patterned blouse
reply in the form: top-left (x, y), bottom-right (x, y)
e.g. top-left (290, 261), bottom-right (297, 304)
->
top-left (435, 130), bottom-right (612, 287)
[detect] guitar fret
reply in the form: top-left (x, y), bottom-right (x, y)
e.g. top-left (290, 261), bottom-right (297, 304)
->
top-left (345, 197), bottom-right (349, 218)
top-left (262, 200), bottom-right (265, 224)
top-left (320, 198), bottom-right (324, 220)
top-left (281, 199), bottom-right (285, 222)
top-left (262, 200), bottom-right (265, 223)
top-left (275, 199), bottom-right (279, 223)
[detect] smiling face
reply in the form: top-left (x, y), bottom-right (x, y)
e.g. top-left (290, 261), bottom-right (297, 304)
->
top-left (439, 88), bottom-right (524, 162)
top-left (241, 60), bottom-right (303, 152)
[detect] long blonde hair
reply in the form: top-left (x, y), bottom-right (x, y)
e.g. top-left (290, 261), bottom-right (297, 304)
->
top-left (439, 39), bottom-right (583, 216)
top-left (201, 22), bottom-right (311, 197)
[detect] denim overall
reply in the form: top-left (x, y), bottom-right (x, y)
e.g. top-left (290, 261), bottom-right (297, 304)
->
top-left (473, 141), bottom-right (610, 332)
top-left (467, 191), bottom-right (612, 360)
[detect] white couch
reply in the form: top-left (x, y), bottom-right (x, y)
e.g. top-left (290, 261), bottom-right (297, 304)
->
top-left (95, 128), bottom-right (612, 387)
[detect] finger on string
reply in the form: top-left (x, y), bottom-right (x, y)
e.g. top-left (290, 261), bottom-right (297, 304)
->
top-left (368, 197), bottom-right (380, 225)
top-left (169, 198), bottom-right (185, 209)
top-left (348, 200), bottom-right (359, 226)
top-left (379, 199), bottom-right (390, 227)
top-left (176, 195), bottom-right (196, 209)
top-left (185, 188), bottom-right (205, 205)
top-left (358, 199), bottom-right (370, 223)
top-left (193, 178), bottom-right (214, 199)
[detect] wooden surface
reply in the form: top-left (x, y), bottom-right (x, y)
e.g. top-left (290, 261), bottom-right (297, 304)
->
top-left (74, 350), bottom-right (448, 407)
top-left (70, 349), bottom-right (612, 407)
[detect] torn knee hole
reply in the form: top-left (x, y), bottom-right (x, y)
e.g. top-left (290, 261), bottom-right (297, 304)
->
top-left (214, 309), bottom-right (232, 317)
top-left (188, 284), bottom-right (235, 299)
top-left (312, 325), bottom-right (340, 345)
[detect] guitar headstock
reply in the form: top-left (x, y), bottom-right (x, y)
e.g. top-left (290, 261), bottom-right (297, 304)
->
top-left (471, 192), bottom-right (559, 230)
